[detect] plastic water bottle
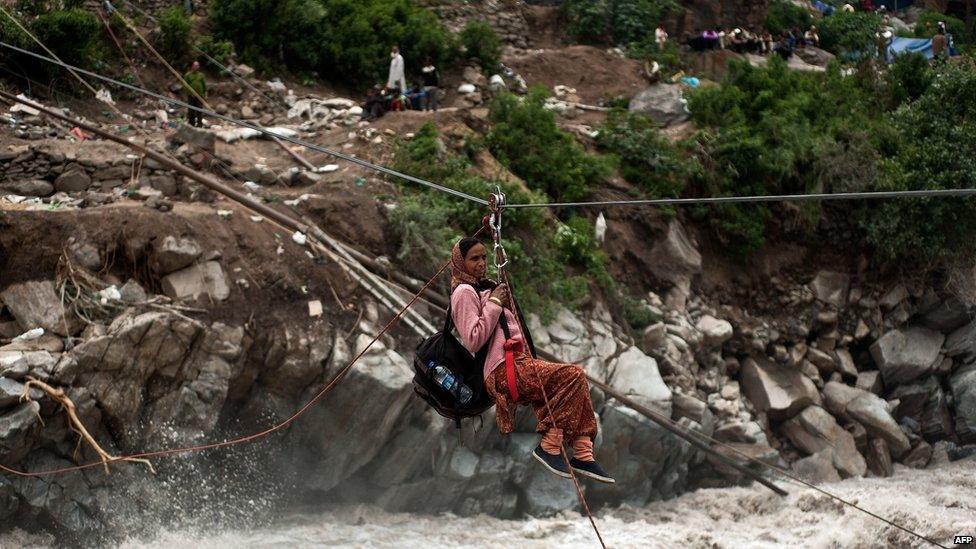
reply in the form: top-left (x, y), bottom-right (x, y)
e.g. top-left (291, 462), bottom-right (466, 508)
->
top-left (426, 361), bottom-right (473, 404)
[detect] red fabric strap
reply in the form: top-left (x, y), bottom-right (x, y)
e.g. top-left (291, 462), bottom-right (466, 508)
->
top-left (504, 338), bottom-right (523, 403)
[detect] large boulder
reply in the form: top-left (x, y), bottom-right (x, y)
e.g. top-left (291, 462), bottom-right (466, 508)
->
top-left (781, 405), bottom-right (866, 478)
top-left (54, 169), bottom-right (91, 193)
top-left (160, 261), bottom-right (231, 303)
top-left (950, 363), bottom-right (976, 443)
top-left (167, 125), bottom-right (216, 156)
top-left (869, 327), bottom-right (944, 386)
top-left (628, 85), bottom-right (689, 127)
top-left (608, 346), bottom-right (672, 413)
top-left (810, 271), bottom-right (850, 308)
top-left (740, 356), bottom-right (820, 420)
top-left (648, 219), bottom-right (702, 288)
top-left (696, 315), bottom-right (733, 348)
top-left (795, 46), bottom-right (835, 67)
top-left (847, 393), bottom-right (911, 459)
top-left (944, 320), bottom-right (976, 363)
top-left (1, 281), bottom-right (83, 336)
top-left (919, 297), bottom-right (970, 333)
top-left (791, 449), bottom-right (841, 483)
top-left (153, 235), bottom-right (202, 275)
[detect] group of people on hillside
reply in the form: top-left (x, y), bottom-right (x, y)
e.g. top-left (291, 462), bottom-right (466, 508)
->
top-left (674, 24), bottom-right (820, 61)
top-left (362, 46), bottom-right (441, 121)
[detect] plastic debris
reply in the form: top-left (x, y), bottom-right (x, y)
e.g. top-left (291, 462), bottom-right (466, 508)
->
top-left (291, 232), bottom-right (308, 246)
top-left (308, 300), bottom-right (323, 317)
top-left (97, 285), bottom-right (122, 304)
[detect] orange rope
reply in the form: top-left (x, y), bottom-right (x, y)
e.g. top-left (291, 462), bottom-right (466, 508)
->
top-left (0, 227), bottom-right (483, 477)
top-left (501, 269), bottom-right (607, 549)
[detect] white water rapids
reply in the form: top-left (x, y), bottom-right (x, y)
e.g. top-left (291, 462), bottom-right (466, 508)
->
top-left (6, 459), bottom-right (974, 548)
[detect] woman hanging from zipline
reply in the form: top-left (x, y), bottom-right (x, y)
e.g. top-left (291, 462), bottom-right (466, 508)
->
top-left (449, 237), bottom-right (614, 483)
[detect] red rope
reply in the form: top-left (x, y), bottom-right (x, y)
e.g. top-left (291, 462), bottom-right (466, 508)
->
top-left (501, 270), bottom-right (607, 549)
top-left (0, 228), bottom-right (483, 477)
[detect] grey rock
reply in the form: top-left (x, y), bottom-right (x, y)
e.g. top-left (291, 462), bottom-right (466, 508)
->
top-left (822, 381), bottom-right (863, 420)
top-left (791, 449), bottom-right (841, 483)
top-left (696, 315), bottom-right (733, 348)
top-left (642, 322), bottom-right (667, 349)
top-left (740, 356), bottom-right (820, 420)
top-left (648, 220), bottom-right (701, 288)
top-left (781, 405), bottom-right (866, 478)
top-left (856, 371), bottom-right (884, 395)
top-left (865, 437), bottom-right (893, 477)
top-left (794, 46), bottom-right (835, 67)
top-left (870, 327), bottom-right (944, 386)
top-left (806, 347), bottom-right (835, 376)
top-left (847, 393), bottom-right (911, 459)
top-left (672, 392), bottom-right (713, 434)
top-left (834, 348), bottom-right (859, 379)
top-left (879, 285), bottom-right (909, 310)
top-left (920, 297), bottom-right (970, 333)
top-left (154, 235), bottom-right (202, 275)
top-left (66, 238), bottom-right (101, 271)
top-left (91, 165), bottom-right (129, 181)
top-left (0, 378), bottom-right (25, 409)
top-left (0, 179), bottom-right (53, 197)
top-left (810, 271), bottom-right (850, 308)
top-left (950, 363), bottom-right (976, 443)
top-left (119, 280), bottom-right (147, 303)
top-left (168, 125), bottom-right (215, 155)
top-left (53, 169), bottom-right (91, 193)
top-left (1, 281), bottom-right (83, 336)
top-left (903, 441), bottom-right (933, 469)
top-left (160, 261), bottom-right (230, 303)
top-left (944, 320), bottom-right (976, 362)
top-left (0, 401), bottom-right (40, 462)
top-left (608, 347), bottom-right (672, 412)
top-left (629, 85), bottom-right (689, 126)
top-left (148, 175), bottom-right (179, 196)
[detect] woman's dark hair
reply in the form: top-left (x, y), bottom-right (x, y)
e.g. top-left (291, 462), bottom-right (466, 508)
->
top-left (458, 237), bottom-right (484, 259)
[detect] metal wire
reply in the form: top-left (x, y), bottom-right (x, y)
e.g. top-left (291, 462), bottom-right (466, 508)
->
top-left (0, 40), bottom-right (489, 206)
top-left (502, 188), bottom-right (976, 209)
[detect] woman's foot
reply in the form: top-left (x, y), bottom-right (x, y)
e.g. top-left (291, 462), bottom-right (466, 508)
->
top-left (569, 458), bottom-right (615, 484)
top-left (532, 445), bottom-right (571, 478)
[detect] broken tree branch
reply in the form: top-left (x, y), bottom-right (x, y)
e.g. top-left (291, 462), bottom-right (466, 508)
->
top-left (20, 377), bottom-right (156, 475)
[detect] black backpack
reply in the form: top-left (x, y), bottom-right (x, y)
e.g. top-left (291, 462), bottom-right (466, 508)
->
top-left (412, 285), bottom-right (537, 428)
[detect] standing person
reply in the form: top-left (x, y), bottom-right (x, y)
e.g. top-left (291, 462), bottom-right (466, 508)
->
top-left (421, 58), bottom-right (440, 112)
top-left (183, 60), bottom-right (206, 128)
top-left (449, 238), bottom-right (615, 483)
top-left (655, 24), bottom-right (668, 50)
top-left (804, 25), bottom-right (820, 48)
top-left (932, 27), bottom-right (948, 61)
top-left (387, 46), bottom-right (406, 93)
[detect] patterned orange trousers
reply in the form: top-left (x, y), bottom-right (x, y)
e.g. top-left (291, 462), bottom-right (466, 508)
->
top-left (486, 354), bottom-right (598, 440)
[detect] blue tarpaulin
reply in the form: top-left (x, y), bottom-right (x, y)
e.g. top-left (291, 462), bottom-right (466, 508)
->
top-left (888, 36), bottom-right (934, 60)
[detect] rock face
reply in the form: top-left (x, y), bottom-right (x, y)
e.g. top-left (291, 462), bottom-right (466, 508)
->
top-left (781, 405), bottom-right (866, 478)
top-left (740, 356), bottom-right (820, 420)
top-left (1, 281), bottom-right (82, 336)
top-left (648, 219), bottom-right (702, 288)
top-left (870, 327), bottom-right (944, 386)
top-left (629, 85), bottom-right (689, 127)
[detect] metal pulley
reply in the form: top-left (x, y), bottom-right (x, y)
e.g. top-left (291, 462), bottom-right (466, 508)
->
top-left (488, 187), bottom-right (508, 273)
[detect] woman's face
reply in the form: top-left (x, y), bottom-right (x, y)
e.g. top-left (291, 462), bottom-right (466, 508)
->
top-left (463, 243), bottom-right (488, 279)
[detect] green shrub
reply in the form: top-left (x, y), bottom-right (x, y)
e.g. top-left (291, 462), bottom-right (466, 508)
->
top-left (597, 110), bottom-right (694, 199)
top-left (194, 35), bottom-right (234, 65)
top-left (459, 21), bottom-right (501, 73)
top-left (391, 123), bottom-right (598, 319)
top-left (158, 6), bottom-right (191, 66)
top-left (30, 8), bottom-right (101, 69)
top-left (562, 0), bottom-right (679, 46)
top-left (884, 52), bottom-right (933, 106)
top-left (764, 0), bottom-right (813, 36)
top-left (862, 63), bottom-right (976, 260)
top-left (627, 37), bottom-right (682, 74)
top-left (486, 88), bottom-right (611, 203)
top-left (817, 11), bottom-right (882, 56)
top-left (210, 0), bottom-right (458, 86)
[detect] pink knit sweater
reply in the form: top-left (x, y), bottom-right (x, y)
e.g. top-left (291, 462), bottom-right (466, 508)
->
top-left (450, 285), bottom-right (524, 380)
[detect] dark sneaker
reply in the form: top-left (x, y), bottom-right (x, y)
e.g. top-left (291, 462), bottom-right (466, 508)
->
top-left (533, 445), bottom-right (571, 479)
top-left (569, 458), bottom-right (615, 484)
